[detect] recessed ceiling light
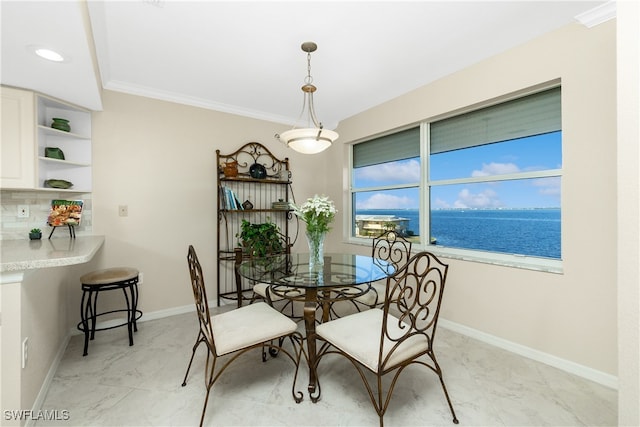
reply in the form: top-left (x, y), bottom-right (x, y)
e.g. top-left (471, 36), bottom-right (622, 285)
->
top-left (35, 48), bottom-right (64, 62)
top-left (28, 45), bottom-right (66, 62)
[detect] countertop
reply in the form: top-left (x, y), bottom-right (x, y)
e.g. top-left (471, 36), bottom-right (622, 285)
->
top-left (0, 235), bottom-right (105, 273)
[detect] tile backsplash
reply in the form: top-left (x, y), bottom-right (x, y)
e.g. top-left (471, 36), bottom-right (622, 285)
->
top-left (1, 190), bottom-right (92, 240)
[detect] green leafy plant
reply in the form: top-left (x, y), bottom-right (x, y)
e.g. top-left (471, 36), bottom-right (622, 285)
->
top-left (237, 219), bottom-right (284, 257)
top-left (30, 228), bottom-right (42, 234)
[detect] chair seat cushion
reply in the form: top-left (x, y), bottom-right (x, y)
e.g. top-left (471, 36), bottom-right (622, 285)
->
top-left (212, 302), bottom-right (297, 356)
top-left (253, 282), bottom-right (304, 301)
top-left (354, 280), bottom-right (386, 306)
top-left (253, 282), bottom-right (283, 301)
top-left (80, 267), bottom-right (139, 285)
top-left (316, 308), bottom-right (428, 372)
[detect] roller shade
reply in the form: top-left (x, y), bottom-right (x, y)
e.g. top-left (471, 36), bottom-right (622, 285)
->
top-left (431, 87), bottom-right (561, 154)
top-left (353, 127), bottom-right (420, 168)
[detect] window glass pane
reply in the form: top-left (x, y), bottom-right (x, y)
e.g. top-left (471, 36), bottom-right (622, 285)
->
top-left (353, 157), bottom-right (420, 188)
top-left (430, 131), bottom-right (561, 181)
top-left (430, 179), bottom-right (561, 258)
top-left (354, 188), bottom-right (420, 239)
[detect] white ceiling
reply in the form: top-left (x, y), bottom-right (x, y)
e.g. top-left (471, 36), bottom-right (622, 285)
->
top-left (1, 1), bottom-right (612, 130)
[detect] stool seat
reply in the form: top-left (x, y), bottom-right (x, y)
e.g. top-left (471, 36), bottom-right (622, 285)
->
top-left (81, 267), bottom-right (139, 285)
top-left (78, 266), bottom-right (142, 356)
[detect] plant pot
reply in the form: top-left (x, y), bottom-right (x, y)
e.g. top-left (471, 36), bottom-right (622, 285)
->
top-left (29, 232), bottom-right (42, 240)
top-left (223, 161), bottom-right (238, 177)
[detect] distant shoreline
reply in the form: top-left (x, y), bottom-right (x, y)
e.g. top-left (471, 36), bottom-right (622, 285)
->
top-left (358, 207), bottom-right (560, 211)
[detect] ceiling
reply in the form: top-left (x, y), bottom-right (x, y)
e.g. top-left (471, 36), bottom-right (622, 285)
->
top-left (1, 1), bottom-right (613, 130)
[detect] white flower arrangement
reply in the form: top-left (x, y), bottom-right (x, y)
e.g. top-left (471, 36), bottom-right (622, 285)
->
top-left (290, 194), bottom-right (337, 235)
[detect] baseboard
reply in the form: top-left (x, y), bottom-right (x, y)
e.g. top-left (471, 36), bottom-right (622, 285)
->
top-left (133, 303), bottom-right (195, 322)
top-left (438, 318), bottom-right (618, 390)
top-left (69, 303), bottom-right (197, 336)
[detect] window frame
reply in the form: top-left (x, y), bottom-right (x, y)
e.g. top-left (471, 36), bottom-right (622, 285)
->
top-left (347, 83), bottom-right (563, 273)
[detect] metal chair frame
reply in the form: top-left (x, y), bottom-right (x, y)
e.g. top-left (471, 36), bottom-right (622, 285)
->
top-left (234, 233), bottom-right (304, 320)
top-left (182, 245), bottom-right (304, 426)
top-left (331, 230), bottom-right (412, 315)
top-left (316, 251), bottom-right (458, 427)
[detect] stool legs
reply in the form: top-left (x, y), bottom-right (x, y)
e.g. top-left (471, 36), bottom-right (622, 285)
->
top-left (80, 289), bottom-right (92, 356)
top-left (121, 286), bottom-right (134, 346)
top-left (79, 278), bottom-right (141, 356)
top-left (130, 282), bottom-right (139, 333)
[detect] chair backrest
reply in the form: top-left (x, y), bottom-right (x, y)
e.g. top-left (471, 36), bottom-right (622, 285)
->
top-left (234, 232), bottom-right (291, 306)
top-left (187, 245), bottom-right (215, 351)
top-left (371, 230), bottom-right (412, 271)
top-left (380, 251), bottom-right (449, 368)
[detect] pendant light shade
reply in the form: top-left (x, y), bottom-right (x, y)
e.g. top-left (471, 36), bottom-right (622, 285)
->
top-left (278, 128), bottom-right (338, 154)
top-left (276, 42), bottom-right (338, 154)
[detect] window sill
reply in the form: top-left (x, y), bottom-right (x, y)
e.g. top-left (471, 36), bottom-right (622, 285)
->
top-left (345, 237), bottom-right (563, 274)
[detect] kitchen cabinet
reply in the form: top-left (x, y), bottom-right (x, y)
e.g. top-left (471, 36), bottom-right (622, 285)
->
top-left (0, 86), bottom-right (92, 192)
top-left (1, 86), bottom-right (35, 189)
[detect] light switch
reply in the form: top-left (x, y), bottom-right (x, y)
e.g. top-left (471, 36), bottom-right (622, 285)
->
top-left (119, 205), bottom-right (128, 217)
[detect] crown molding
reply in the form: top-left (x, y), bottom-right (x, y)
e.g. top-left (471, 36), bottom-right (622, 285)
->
top-left (575, 1), bottom-right (617, 28)
top-left (103, 80), bottom-right (296, 126)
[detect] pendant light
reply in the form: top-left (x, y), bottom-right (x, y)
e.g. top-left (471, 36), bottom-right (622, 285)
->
top-left (276, 42), bottom-right (338, 154)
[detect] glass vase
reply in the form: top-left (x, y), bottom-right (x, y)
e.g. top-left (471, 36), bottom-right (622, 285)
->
top-left (306, 230), bottom-right (326, 268)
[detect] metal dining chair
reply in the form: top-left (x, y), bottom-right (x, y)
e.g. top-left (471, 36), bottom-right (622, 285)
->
top-left (234, 232), bottom-right (304, 320)
top-left (182, 245), bottom-right (304, 426)
top-left (315, 251), bottom-right (459, 427)
top-left (351, 230), bottom-right (413, 311)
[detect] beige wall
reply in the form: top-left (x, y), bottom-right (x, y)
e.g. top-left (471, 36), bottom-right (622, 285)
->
top-left (327, 20), bottom-right (618, 377)
top-left (90, 91), bottom-right (328, 315)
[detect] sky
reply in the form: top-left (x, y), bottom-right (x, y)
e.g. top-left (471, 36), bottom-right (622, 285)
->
top-left (354, 132), bottom-right (562, 210)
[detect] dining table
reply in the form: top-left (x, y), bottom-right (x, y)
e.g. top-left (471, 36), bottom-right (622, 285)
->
top-left (237, 252), bottom-right (395, 401)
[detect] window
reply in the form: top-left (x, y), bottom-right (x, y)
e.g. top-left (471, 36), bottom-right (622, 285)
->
top-left (352, 127), bottom-right (421, 240)
top-left (350, 86), bottom-right (562, 264)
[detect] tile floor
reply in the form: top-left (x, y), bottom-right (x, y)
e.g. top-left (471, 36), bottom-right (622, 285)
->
top-left (36, 306), bottom-right (617, 426)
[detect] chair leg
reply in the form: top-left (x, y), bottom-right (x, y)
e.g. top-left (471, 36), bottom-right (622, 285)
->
top-left (198, 348), bottom-right (217, 427)
top-left (438, 374), bottom-right (459, 424)
top-left (199, 381), bottom-right (213, 427)
top-left (182, 331), bottom-right (204, 386)
top-left (430, 351), bottom-right (459, 424)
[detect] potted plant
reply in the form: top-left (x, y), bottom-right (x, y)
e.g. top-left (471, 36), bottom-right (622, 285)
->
top-left (29, 228), bottom-right (42, 240)
top-left (237, 219), bottom-right (284, 257)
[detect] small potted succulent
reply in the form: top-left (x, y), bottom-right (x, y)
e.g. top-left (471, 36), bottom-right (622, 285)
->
top-left (29, 228), bottom-right (42, 240)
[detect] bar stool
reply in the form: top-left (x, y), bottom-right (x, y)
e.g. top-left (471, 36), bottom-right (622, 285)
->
top-left (77, 267), bottom-right (143, 356)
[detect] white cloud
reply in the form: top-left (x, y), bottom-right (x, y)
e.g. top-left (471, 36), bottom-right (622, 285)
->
top-left (471, 162), bottom-right (520, 177)
top-left (356, 159), bottom-right (420, 183)
top-left (433, 198), bottom-right (451, 209)
top-left (454, 188), bottom-right (503, 208)
top-left (532, 176), bottom-right (561, 197)
top-left (357, 193), bottom-right (415, 209)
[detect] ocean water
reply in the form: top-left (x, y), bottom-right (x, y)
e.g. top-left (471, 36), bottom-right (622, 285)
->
top-left (356, 208), bottom-right (561, 259)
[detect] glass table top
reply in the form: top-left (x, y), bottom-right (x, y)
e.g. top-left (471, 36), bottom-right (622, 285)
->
top-left (237, 252), bottom-right (395, 289)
